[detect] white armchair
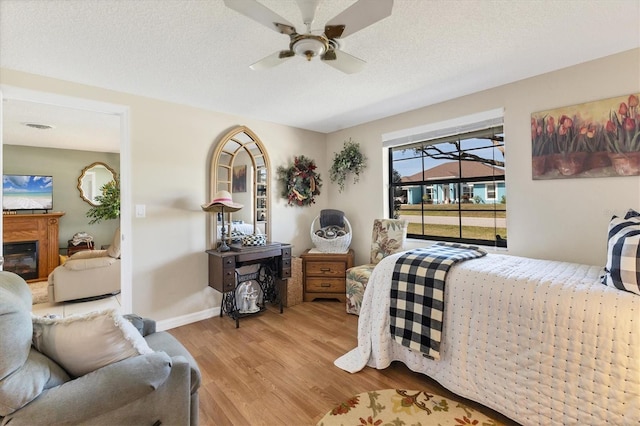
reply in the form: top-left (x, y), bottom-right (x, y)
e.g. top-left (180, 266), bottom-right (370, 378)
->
top-left (48, 228), bottom-right (120, 303)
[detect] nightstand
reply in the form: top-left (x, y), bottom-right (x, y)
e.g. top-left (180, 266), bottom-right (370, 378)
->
top-left (301, 249), bottom-right (354, 302)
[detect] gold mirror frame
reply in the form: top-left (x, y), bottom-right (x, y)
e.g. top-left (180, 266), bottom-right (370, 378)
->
top-left (210, 126), bottom-right (271, 246)
top-left (77, 161), bottom-right (117, 206)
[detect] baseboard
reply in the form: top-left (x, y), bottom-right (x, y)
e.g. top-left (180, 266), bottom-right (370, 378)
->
top-left (156, 306), bottom-right (220, 331)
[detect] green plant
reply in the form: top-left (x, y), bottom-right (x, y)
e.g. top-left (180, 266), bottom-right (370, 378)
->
top-left (276, 156), bottom-right (322, 206)
top-left (86, 179), bottom-right (120, 224)
top-left (604, 94), bottom-right (640, 153)
top-left (329, 139), bottom-right (367, 193)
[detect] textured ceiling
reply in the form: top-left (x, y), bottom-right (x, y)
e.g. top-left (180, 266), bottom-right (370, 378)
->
top-left (1, 0), bottom-right (639, 153)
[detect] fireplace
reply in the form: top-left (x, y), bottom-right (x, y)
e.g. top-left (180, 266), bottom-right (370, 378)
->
top-left (3, 241), bottom-right (39, 281)
top-left (3, 213), bottom-right (64, 281)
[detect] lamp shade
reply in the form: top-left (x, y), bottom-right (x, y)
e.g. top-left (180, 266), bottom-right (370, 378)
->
top-left (201, 190), bottom-right (243, 213)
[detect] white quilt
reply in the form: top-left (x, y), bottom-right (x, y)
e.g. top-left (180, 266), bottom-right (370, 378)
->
top-left (335, 252), bottom-right (640, 425)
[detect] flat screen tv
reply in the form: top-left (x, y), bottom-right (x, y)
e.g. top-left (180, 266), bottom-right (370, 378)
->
top-left (3, 175), bottom-right (53, 211)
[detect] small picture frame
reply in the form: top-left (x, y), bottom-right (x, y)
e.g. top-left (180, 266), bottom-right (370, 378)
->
top-left (232, 165), bottom-right (247, 193)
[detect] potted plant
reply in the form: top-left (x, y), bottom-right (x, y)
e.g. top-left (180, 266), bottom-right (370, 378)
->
top-left (329, 138), bottom-right (367, 192)
top-left (604, 94), bottom-right (640, 175)
top-left (533, 114), bottom-right (589, 176)
top-left (86, 179), bottom-right (120, 224)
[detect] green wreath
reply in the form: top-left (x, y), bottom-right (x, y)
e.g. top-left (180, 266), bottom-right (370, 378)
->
top-left (276, 155), bottom-right (322, 206)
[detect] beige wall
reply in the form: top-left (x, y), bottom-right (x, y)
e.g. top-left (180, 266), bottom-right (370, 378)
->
top-left (3, 145), bottom-right (120, 250)
top-left (2, 48), bottom-right (638, 325)
top-left (327, 48), bottom-right (640, 266)
top-left (1, 68), bottom-right (327, 323)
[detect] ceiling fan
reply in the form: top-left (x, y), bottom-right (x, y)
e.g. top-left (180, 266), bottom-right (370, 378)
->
top-left (223, 0), bottom-right (394, 74)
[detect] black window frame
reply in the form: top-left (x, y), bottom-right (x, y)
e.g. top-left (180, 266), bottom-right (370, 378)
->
top-left (388, 126), bottom-right (507, 248)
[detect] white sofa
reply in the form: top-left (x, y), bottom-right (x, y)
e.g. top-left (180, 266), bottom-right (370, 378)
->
top-left (48, 228), bottom-right (120, 303)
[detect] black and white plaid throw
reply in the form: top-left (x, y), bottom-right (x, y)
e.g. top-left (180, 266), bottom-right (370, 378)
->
top-left (390, 242), bottom-right (486, 360)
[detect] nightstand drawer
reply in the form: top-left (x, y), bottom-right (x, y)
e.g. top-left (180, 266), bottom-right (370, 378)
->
top-left (301, 249), bottom-right (353, 303)
top-left (305, 261), bottom-right (346, 277)
top-left (305, 277), bottom-right (344, 293)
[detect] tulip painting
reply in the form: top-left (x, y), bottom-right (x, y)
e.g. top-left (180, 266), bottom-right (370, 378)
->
top-left (531, 93), bottom-right (640, 179)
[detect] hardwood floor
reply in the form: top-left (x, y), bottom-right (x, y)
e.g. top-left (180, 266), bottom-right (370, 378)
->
top-left (169, 300), bottom-right (519, 426)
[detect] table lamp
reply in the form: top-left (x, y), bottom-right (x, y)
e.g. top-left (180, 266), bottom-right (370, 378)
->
top-left (202, 190), bottom-right (243, 252)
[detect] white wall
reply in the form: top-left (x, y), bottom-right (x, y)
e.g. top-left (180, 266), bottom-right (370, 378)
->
top-left (327, 48), bottom-right (640, 267)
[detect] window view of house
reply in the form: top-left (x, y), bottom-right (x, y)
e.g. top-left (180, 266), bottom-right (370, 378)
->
top-left (389, 126), bottom-right (506, 247)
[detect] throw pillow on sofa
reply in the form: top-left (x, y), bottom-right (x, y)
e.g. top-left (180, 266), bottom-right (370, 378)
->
top-left (63, 254), bottom-right (117, 271)
top-left (602, 215), bottom-right (640, 295)
top-left (32, 309), bottom-right (153, 378)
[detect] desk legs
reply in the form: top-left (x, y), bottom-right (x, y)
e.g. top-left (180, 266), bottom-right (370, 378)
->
top-left (220, 262), bottom-right (283, 328)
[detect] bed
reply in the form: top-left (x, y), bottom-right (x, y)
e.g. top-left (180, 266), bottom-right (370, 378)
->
top-left (335, 251), bottom-right (640, 425)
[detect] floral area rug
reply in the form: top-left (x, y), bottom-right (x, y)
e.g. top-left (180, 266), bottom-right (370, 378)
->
top-left (317, 389), bottom-right (504, 426)
top-left (29, 281), bottom-right (49, 305)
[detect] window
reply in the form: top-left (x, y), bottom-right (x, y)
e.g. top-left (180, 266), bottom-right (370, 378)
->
top-left (389, 126), bottom-right (506, 247)
top-left (486, 182), bottom-right (496, 200)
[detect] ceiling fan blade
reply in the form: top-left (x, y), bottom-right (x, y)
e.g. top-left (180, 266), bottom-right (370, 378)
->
top-left (296, 0), bottom-right (321, 26)
top-left (322, 50), bottom-right (365, 74)
top-left (249, 50), bottom-right (295, 71)
top-left (223, 0), bottom-right (296, 35)
top-left (325, 0), bottom-right (393, 39)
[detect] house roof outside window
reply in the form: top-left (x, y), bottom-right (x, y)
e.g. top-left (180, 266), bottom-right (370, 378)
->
top-left (401, 161), bottom-right (504, 182)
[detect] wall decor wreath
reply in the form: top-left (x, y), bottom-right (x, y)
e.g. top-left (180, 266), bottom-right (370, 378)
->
top-left (277, 155), bottom-right (322, 206)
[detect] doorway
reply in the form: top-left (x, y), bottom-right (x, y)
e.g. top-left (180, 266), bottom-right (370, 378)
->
top-left (0, 85), bottom-right (132, 313)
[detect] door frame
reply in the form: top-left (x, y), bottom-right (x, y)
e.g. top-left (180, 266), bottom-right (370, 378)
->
top-left (0, 85), bottom-right (133, 313)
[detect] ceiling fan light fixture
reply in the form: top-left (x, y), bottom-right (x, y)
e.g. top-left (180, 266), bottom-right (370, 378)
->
top-left (224, 0), bottom-right (393, 73)
top-left (291, 35), bottom-right (328, 61)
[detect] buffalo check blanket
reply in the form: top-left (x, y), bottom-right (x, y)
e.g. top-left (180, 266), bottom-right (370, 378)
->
top-left (390, 243), bottom-right (486, 360)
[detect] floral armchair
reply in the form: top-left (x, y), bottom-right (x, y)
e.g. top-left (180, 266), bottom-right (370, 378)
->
top-left (346, 219), bottom-right (408, 315)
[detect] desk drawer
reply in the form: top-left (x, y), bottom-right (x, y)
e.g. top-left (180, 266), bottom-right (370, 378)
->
top-left (305, 277), bottom-right (344, 293)
top-left (281, 268), bottom-right (291, 278)
top-left (305, 261), bottom-right (346, 277)
top-left (222, 270), bottom-right (236, 292)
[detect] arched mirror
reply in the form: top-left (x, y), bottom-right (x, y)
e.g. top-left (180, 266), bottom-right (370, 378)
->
top-left (210, 126), bottom-right (270, 246)
top-left (77, 162), bottom-right (117, 206)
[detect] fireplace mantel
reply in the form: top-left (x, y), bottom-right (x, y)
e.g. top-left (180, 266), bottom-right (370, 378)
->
top-left (3, 212), bottom-right (65, 282)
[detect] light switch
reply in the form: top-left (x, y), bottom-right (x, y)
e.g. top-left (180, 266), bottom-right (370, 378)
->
top-left (135, 204), bottom-right (146, 218)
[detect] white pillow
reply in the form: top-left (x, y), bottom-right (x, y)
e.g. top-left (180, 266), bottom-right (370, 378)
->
top-left (107, 227), bottom-right (121, 259)
top-left (32, 309), bottom-right (153, 378)
top-left (63, 256), bottom-right (116, 271)
top-left (69, 249), bottom-right (109, 260)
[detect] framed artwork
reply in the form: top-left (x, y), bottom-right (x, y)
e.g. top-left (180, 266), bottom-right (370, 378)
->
top-left (232, 165), bottom-right (247, 193)
top-left (531, 93), bottom-right (640, 180)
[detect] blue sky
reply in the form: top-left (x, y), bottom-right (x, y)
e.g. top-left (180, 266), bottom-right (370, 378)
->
top-left (3, 175), bottom-right (53, 193)
top-left (391, 137), bottom-right (505, 177)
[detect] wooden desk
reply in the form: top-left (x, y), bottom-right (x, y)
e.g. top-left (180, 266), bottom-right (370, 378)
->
top-left (206, 242), bottom-right (291, 327)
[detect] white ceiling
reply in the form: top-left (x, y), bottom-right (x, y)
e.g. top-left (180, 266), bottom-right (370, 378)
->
top-left (1, 0), bottom-right (639, 153)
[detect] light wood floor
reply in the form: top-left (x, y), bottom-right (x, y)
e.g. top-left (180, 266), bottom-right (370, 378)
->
top-left (169, 300), bottom-right (520, 426)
